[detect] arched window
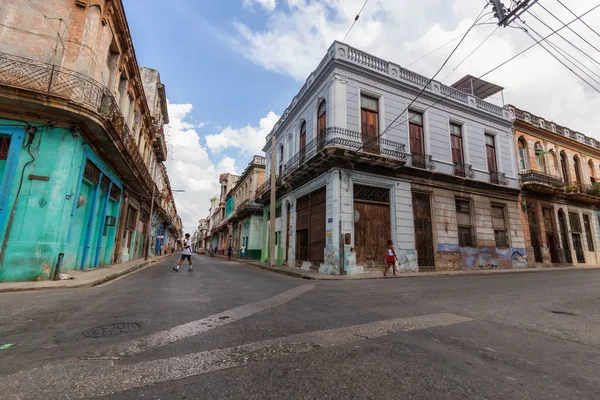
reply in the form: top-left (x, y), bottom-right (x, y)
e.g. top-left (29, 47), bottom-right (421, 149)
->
top-left (560, 151), bottom-right (569, 184)
top-left (518, 137), bottom-right (528, 171)
top-left (317, 100), bottom-right (327, 148)
top-left (549, 150), bottom-right (559, 177)
top-left (299, 121), bottom-right (307, 162)
top-left (589, 160), bottom-right (596, 184)
top-left (573, 155), bottom-right (583, 185)
top-left (534, 142), bottom-right (546, 173)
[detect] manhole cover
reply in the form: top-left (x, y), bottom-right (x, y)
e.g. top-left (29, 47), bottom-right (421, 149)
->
top-left (83, 323), bottom-right (141, 338)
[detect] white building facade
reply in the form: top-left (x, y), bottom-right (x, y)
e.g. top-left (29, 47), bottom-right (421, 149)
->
top-left (257, 42), bottom-right (525, 274)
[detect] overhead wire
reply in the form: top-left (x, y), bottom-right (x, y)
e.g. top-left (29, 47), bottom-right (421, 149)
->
top-left (365, 2), bottom-right (600, 140)
top-left (342, 0), bottom-right (370, 42)
top-left (362, 4), bottom-right (490, 147)
top-left (516, 19), bottom-right (600, 92)
top-left (525, 8), bottom-right (600, 70)
top-left (555, 0), bottom-right (600, 39)
top-left (538, 2), bottom-right (600, 55)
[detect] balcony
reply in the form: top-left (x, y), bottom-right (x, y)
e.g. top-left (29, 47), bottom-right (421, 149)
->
top-left (566, 184), bottom-right (600, 204)
top-left (520, 170), bottom-right (564, 194)
top-left (0, 51), bottom-right (155, 195)
top-left (284, 126), bottom-right (406, 176)
top-left (490, 171), bottom-right (509, 186)
top-left (453, 162), bottom-right (476, 179)
top-left (409, 153), bottom-right (435, 170)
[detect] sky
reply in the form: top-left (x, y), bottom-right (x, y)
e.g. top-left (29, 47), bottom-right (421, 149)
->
top-left (123, 0), bottom-right (600, 234)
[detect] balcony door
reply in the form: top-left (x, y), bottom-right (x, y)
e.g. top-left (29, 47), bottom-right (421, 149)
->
top-left (317, 101), bottom-right (326, 151)
top-left (450, 123), bottom-right (464, 176)
top-left (409, 110), bottom-right (425, 168)
top-left (299, 121), bottom-right (306, 163)
top-left (360, 95), bottom-right (380, 154)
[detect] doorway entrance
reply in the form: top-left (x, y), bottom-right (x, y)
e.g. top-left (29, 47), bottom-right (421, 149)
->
top-left (412, 192), bottom-right (435, 269)
top-left (353, 185), bottom-right (390, 268)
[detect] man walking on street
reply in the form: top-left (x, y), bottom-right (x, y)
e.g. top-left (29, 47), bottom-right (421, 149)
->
top-left (174, 233), bottom-right (193, 272)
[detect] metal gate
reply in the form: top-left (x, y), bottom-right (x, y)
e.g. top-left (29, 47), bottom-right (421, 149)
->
top-left (527, 203), bottom-right (543, 263)
top-left (558, 210), bottom-right (572, 264)
top-left (412, 192), bottom-right (435, 269)
top-left (569, 212), bottom-right (585, 264)
top-left (542, 207), bottom-right (558, 264)
top-left (353, 185), bottom-right (390, 267)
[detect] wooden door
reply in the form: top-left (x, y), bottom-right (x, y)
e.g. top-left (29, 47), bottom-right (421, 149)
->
top-left (361, 109), bottom-right (380, 154)
top-left (542, 207), bottom-right (558, 264)
top-left (354, 202), bottom-right (390, 267)
top-left (486, 135), bottom-right (498, 173)
top-left (309, 197), bottom-right (326, 262)
top-left (412, 192), bottom-right (435, 268)
top-left (285, 205), bottom-right (291, 262)
top-left (527, 204), bottom-right (542, 263)
top-left (573, 234), bottom-right (585, 263)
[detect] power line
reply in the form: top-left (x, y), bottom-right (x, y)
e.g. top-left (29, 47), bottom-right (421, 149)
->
top-left (555, 0), bottom-right (600, 39)
top-left (372, 4), bottom-right (489, 142)
top-left (538, 2), bottom-right (600, 55)
top-left (342, 0), bottom-right (370, 42)
top-left (526, 7), bottom-right (600, 69)
top-left (368, 3), bottom-right (600, 140)
top-left (441, 25), bottom-right (500, 83)
top-left (517, 20), bottom-right (600, 92)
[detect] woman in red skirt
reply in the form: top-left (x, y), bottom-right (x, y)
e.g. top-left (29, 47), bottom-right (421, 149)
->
top-left (384, 239), bottom-right (398, 276)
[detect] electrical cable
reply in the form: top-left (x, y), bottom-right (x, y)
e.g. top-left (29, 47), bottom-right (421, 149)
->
top-left (525, 9), bottom-right (600, 69)
top-left (358, 3), bottom-right (490, 150)
top-left (555, 0), bottom-right (600, 39)
top-left (364, 3), bottom-right (600, 141)
top-left (516, 20), bottom-right (600, 92)
top-left (342, 0), bottom-right (370, 42)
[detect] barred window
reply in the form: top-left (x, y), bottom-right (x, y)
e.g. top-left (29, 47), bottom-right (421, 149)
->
top-left (492, 205), bottom-right (509, 248)
top-left (583, 214), bottom-right (595, 251)
top-left (456, 199), bottom-right (473, 247)
top-left (569, 212), bottom-right (582, 233)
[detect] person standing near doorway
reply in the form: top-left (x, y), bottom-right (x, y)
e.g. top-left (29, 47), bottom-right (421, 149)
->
top-left (174, 233), bottom-right (193, 272)
top-left (240, 244), bottom-right (246, 260)
top-left (383, 239), bottom-right (398, 276)
top-left (227, 246), bottom-right (233, 261)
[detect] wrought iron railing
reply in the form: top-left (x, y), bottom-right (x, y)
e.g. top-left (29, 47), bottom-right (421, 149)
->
top-left (409, 153), bottom-right (435, 170)
top-left (519, 170), bottom-right (564, 188)
top-left (255, 179), bottom-right (271, 198)
top-left (490, 170), bottom-right (509, 186)
top-left (453, 162), bottom-right (475, 178)
top-left (0, 52), bottom-right (156, 196)
top-left (283, 127), bottom-right (407, 177)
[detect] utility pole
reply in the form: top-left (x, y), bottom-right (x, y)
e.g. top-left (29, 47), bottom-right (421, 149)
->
top-left (269, 135), bottom-right (276, 267)
top-left (490, 0), bottom-right (539, 27)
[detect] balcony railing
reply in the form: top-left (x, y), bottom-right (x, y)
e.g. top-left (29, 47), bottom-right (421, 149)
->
top-left (409, 153), bottom-right (435, 170)
top-left (490, 171), bottom-right (509, 186)
top-left (256, 179), bottom-right (271, 198)
top-left (0, 52), bottom-right (156, 196)
top-left (283, 127), bottom-right (407, 177)
top-left (453, 162), bottom-right (475, 178)
top-left (520, 170), bottom-right (564, 188)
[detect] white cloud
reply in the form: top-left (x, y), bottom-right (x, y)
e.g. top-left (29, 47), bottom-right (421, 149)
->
top-left (205, 111), bottom-right (279, 154)
top-left (165, 102), bottom-right (237, 233)
top-left (230, 0), bottom-right (600, 137)
top-left (243, 0), bottom-right (277, 12)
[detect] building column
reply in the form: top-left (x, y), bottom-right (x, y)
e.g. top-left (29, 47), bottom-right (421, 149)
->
top-left (328, 75), bottom-right (347, 129)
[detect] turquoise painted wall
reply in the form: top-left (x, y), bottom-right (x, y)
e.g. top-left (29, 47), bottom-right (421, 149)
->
top-left (0, 120), bottom-right (122, 282)
top-left (225, 195), bottom-right (235, 217)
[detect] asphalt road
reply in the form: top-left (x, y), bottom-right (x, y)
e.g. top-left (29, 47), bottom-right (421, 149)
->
top-left (1, 254), bottom-right (599, 399)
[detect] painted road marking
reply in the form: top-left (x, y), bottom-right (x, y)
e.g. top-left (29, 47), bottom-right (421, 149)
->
top-left (1, 313), bottom-right (472, 399)
top-left (106, 283), bottom-right (315, 357)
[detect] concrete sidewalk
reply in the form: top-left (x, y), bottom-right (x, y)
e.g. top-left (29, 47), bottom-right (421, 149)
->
top-left (231, 257), bottom-right (600, 280)
top-left (0, 254), bottom-right (174, 293)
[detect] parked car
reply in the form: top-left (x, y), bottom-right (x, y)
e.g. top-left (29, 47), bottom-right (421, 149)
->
top-left (197, 248), bottom-right (206, 254)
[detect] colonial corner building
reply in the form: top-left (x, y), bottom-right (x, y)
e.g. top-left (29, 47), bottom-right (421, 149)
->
top-left (255, 41), bottom-right (527, 274)
top-left (0, 0), bottom-right (182, 282)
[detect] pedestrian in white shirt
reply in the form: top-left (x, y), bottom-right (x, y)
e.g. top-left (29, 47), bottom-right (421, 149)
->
top-left (174, 233), bottom-right (193, 272)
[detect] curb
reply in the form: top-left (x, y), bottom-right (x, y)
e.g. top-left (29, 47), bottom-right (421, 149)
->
top-left (0, 255), bottom-right (172, 293)
top-left (236, 259), bottom-right (600, 281)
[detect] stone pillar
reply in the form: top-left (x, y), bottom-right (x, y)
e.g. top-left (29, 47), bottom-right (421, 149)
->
top-left (328, 75), bottom-right (347, 129)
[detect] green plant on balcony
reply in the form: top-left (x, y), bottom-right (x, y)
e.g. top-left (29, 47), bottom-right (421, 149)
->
top-left (275, 175), bottom-right (282, 187)
top-left (565, 185), bottom-right (578, 193)
top-left (586, 183), bottom-right (600, 197)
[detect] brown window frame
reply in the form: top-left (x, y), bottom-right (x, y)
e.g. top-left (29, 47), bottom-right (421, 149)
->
top-left (491, 204), bottom-right (509, 248)
top-left (455, 199), bottom-right (474, 247)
